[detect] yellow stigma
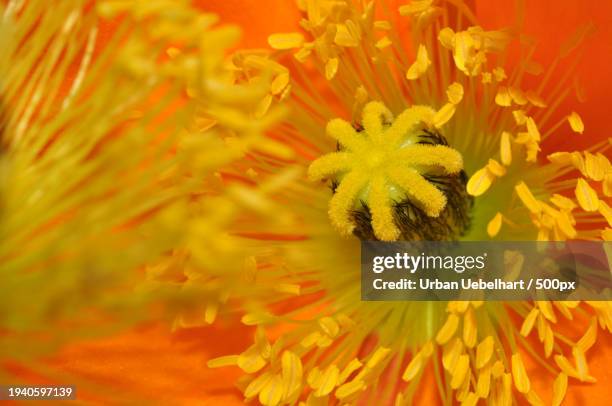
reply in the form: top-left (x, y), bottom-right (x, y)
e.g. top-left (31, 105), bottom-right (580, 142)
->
top-left (308, 101), bottom-right (464, 241)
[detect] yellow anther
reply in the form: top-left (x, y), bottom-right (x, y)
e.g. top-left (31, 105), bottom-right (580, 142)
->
top-left (584, 151), bottom-right (606, 181)
top-left (308, 101), bottom-right (464, 240)
top-left (433, 103), bottom-right (456, 128)
top-left (439, 27), bottom-right (510, 76)
top-left (399, 0), bottom-right (435, 18)
top-left (406, 44), bottom-right (431, 80)
top-left (447, 82), bottom-right (464, 105)
top-left (375, 36), bottom-right (392, 49)
top-left (575, 178), bottom-right (599, 212)
top-left (500, 131), bottom-right (513, 165)
top-left (268, 33), bottom-right (305, 50)
top-left (487, 159), bottom-right (507, 177)
top-left (467, 167), bottom-right (494, 197)
top-left (325, 58), bottom-right (339, 80)
top-left (493, 67), bottom-right (507, 82)
top-left (567, 111), bottom-right (584, 134)
top-left (513, 110), bottom-right (527, 125)
top-left (495, 86), bottom-right (512, 106)
top-left (509, 87), bottom-right (528, 105)
top-left (487, 212), bottom-right (503, 237)
top-left (525, 117), bottom-right (541, 142)
top-left (511, 353), bottom-right (531, 394)
top-left (526, 90), bottom-right (547, 107)
top-left (550, 194), bottom-right (576, 211)
top-left (399, 0), bottom-right (441, 28)
top-left (515, 182), bottom-right (541, 214)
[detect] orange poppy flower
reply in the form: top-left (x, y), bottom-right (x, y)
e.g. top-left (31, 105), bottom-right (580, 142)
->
top-left (1, 1), bottom-right (611, 405)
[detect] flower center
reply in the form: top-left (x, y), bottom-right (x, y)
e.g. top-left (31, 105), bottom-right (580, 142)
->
top-left (309, 101), bottom-right (473, 241)
top-left (366, 151), bottom-right (386, 170)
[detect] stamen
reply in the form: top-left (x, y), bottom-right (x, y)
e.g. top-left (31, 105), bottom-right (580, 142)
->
top-left (567, 111), bottom-right (585, 134)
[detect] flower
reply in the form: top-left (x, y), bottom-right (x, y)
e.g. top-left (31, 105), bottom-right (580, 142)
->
top-left (0, 0), bottom-right (287, 371)
top-left (202, 1), bottom-right (612, 405)
top-left (1, 1), bottom-right (611, 405)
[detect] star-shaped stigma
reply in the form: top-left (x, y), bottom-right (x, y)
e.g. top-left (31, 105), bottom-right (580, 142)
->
top-left (308, 101), bottom-right (464, 241)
